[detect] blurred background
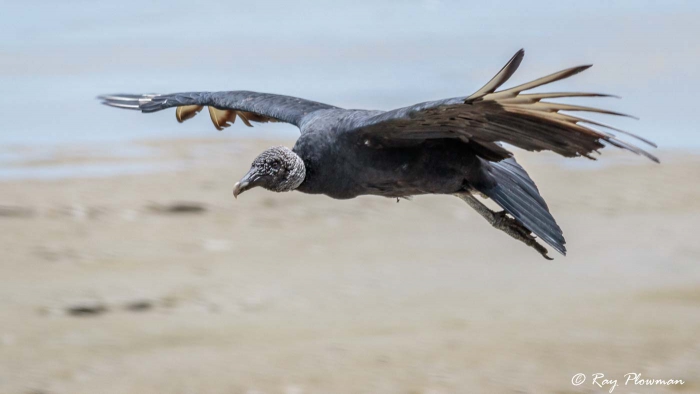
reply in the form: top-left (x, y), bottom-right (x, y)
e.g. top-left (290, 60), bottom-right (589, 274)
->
top-left (1, 1), bottom-right (699, 393)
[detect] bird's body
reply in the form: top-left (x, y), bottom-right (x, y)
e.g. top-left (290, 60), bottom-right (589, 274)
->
top-left (100, 50), bottom-right (658, 259)
top-left (294, 129), bottom-right (482, 199)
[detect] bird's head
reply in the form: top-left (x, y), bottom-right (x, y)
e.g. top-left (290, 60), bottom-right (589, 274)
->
top-left (233, 146), bottom-right (306, 198)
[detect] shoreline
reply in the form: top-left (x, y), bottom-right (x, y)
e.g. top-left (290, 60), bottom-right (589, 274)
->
top-left (0, 136), bottom-right (692, 181)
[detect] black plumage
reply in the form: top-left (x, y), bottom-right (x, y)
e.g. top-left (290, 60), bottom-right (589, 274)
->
top-left (99, 49), bottom-right (658, 259)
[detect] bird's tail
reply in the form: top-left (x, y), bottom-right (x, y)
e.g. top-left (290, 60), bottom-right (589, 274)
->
top-left (476, 157), bottom-right (566, 256)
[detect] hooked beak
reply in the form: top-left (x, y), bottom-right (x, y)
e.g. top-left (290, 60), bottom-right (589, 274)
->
top-left (233, 168), bottom-right (261, 199)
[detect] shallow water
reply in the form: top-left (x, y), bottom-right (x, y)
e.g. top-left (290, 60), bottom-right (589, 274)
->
top-left (1, 1), bottom-right (698, 150)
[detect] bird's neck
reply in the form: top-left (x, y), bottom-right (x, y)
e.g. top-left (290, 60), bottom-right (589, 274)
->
top-left (278, 151), bottom-right (306, 192)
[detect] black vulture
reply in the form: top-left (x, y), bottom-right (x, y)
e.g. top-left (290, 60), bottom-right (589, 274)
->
top-left (99, 50), bottom-right (658, 259)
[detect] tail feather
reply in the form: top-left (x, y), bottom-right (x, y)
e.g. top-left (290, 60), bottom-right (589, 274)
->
top-left (478, 157), bottom-right (566, 256)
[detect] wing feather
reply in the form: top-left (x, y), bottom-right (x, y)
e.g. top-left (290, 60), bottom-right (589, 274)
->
top-left (176, 105), bottom-right (203, 123)
top-left (478, 65), bottom-right (592, 102)
top-left (466, 49), bottom-right (524, 101)
top-left (99, 91), bottom-right (336, 131)
top-left (350, 50), bottom-right (658, 163)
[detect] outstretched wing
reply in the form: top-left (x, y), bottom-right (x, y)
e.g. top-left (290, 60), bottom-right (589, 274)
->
top-left (99, 91), bottom-right (337, 130)
top-left (348, 49), bottom-right (658, 163)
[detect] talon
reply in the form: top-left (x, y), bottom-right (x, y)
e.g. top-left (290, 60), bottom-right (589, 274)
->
top-left (534, 243), bottom-right (553, 260)
top-left (492, 211), bottom-right (552, 260)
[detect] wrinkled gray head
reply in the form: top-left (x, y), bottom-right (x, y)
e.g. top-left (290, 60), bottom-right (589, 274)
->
top-left (233, 146), bottom-right (306, 198)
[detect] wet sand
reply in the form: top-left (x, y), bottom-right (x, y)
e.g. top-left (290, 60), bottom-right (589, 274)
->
top-left (1, 138), bottom-right (699, 394)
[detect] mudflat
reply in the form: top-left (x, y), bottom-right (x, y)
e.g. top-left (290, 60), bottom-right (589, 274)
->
top-left (1, 138), bottom-right (698, 393)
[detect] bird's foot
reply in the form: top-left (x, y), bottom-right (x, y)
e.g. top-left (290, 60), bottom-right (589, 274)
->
top-left (455, 192), bottom-right (553, 260)
top-left (490, 211), bottom-right (553, 260)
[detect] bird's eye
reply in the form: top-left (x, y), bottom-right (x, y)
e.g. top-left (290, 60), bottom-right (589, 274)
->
top-left (271, 161), bottom-right (280, 169)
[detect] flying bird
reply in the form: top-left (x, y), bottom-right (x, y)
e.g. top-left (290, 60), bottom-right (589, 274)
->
top-left (99, 49), bottom-right (658, 259)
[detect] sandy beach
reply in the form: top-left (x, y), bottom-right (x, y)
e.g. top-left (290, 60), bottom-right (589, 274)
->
top-left (1, 138), bottom-right (698, 394)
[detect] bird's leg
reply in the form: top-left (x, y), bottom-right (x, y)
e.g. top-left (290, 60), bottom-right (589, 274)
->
top-left (454, 192), bottom-right (552, 260)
